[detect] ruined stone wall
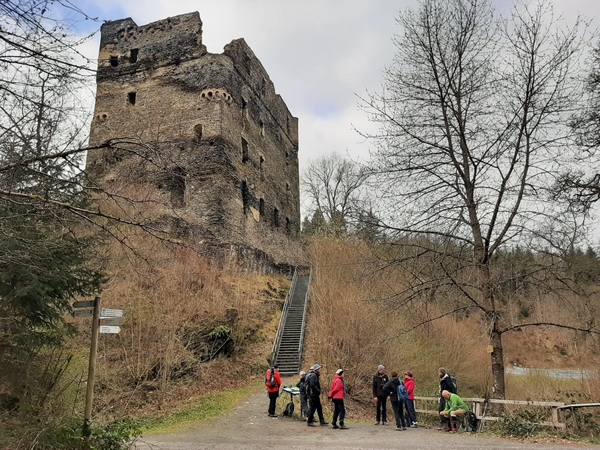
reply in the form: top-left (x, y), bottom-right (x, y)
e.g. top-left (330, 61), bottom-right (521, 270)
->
top-left (87, 12), bottom-right (301, 268)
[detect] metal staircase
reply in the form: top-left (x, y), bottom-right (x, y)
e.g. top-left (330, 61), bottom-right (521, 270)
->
top-left (271, 269), bottom-right (310, 375)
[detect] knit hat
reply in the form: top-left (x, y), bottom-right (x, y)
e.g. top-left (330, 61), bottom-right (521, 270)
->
top-left (313, 364), bottom-right (322, 371)
top-left (336, 369), bottom-right (344, 375)
top-left (378, 365), bottom-right (385, 371)
top-left (299, 371), bottom-right (306, 376)
top-left (405, 371), bottom-right (413, 377)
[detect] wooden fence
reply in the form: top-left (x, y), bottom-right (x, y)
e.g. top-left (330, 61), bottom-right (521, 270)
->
top-left (414, 396), bottom-right (566, 429)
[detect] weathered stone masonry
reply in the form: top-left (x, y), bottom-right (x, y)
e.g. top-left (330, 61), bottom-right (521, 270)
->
top-left (87, 12), bottom-right (301, 268)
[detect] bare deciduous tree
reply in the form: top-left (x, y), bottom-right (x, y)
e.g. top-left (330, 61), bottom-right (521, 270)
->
top-left (361, 0), bottom-right (595, 400)
top-left (301, 152), bottom-right (369, 229)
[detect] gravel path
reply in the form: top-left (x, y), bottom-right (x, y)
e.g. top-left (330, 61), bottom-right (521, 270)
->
top-left (135, 388), bottom-right (590, 450)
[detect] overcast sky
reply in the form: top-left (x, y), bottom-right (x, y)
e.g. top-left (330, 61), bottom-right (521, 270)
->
top-left (71, 0), bottom-right (600, 170)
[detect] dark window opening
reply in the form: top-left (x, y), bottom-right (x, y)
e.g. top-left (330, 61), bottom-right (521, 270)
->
top-left (170, 167), bottom-right (187, 207)
top-left (286, 218), bottom-right (291, 234)
top-left (259, 156), bottom-right (265, 180)
top-left (110, 55), bottom-right (118, 67)
top-left (242, 137), bottom-right (249, 163)
top-left (194, 124), bottom-right (203, 142)
top-left (242, 181), bottom-right (250, 214)
top-left (259, 198), bottom-right (265, 217)
top-left (128, 92), bottom-right (136, 105)
top-left (130, 48), bottom-right (139, 63)
top-left (273, 208), bottom-right (279, 227)
top-left (259, 120), bottom-right (265, 137)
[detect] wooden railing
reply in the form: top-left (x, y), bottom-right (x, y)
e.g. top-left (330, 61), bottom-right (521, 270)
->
top-left (414, 396), bottom-right (566, 429)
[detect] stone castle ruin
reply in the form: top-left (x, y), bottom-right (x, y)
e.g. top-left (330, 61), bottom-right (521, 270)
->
top-left (87, 12), bottom-right (301, 269)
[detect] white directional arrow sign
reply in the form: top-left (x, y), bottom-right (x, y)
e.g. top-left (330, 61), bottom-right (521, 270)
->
top-left (99, 326), bottom-right (121, 334)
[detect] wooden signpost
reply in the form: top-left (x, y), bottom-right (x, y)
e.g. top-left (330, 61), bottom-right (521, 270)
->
top-left (72, 297), bottom-right (125, 437)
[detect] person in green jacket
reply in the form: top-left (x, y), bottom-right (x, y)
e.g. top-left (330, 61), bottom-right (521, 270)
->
top-left (439, 390), bottom-right (469, 432)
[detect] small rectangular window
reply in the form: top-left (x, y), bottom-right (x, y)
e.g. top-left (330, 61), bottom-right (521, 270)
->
top-left (130, 48), bottom-right (139, 63)
top-left (259, 156), bottom-right (265, 180)
top-left (242, 181), bottom-right (249, 214)
top-left (194, 124), bottom-right (203, 142)
top-left (128, 92), bottom-right (136, 105)
top-left (273, 208), bottom-right (279, 227)
top-left (110, 55), bottom-right (118, 67)
top-left (242, 137), bottom-right (249, 163)
top-left (259, 198), bottom-right (265, 217)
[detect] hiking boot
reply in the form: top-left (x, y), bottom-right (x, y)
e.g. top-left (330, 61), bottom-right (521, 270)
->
top-left (339, 424), bottom-right (349, 430)
top-left (402, 427), bottom-right (407, 430)
top-left (411, 422), bottom-right (418, 428)
top-left (268, 414), bottom-right (278, 418)
top-left (382, 421), bottom-right (389, 426)
top-left (374, 421), bottom-right (380, 425)
top-left (320, 421), bottom-right (330, 426)
top-left (451, 428), bottom-right (457, 433)
top-left (331, 424), bottom-right (339, 429)
top-left (307, 422), bottom-right (317, 427)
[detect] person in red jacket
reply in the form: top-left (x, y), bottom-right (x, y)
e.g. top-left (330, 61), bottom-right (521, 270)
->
top-left (266, 365), bottom-right (282, 417)
top-left (328, 369), bottom-right (348, 429)
top-left (404, 371), bottom-right (418, 427)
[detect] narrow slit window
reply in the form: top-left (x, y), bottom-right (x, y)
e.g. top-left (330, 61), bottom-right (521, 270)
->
top-left (128, 92), bottom-right (137, 105)
top-left (110, 55), bottom-right (118, 67)
top-left (242, 181), bottom-right (250, 214)
top-left (194, 124), bottom-right (203, 142)
top-left (170, 167), bottom-right (187, 207)
top-left (259, 198), bottom-right (265, 218)
top-left (241, 137), bottom-right (249, 163)
top-left (259, 156), bottom-right (265, 180)
top-left (130, 48), bottom-right (139, 63)
top-left (273, 208), bottom-right (279, 227)
top-left (286, 218), bottom-right (291, 234)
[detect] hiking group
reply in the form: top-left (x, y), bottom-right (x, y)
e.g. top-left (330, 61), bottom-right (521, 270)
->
top-left (265, 364), bottom-right (470, 432)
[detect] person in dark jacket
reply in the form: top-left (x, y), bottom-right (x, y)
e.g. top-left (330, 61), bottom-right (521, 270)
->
top-left (383, 371), bottom-right (407, 430)
top-left (372, 364), bottom-right (389, 425)
top-left (306, 364), bottom-right (329, 427)
top-left (438, 368), bottom-right (454, 428)
top-left (297, 370), bottom-right (309, 419)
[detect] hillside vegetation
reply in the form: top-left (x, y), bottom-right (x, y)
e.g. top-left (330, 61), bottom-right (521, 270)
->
top-left (302, 237), bottom-right (600, 411)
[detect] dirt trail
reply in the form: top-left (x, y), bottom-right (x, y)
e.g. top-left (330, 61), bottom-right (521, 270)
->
top-left (136, 388), bottom-right (590, 450)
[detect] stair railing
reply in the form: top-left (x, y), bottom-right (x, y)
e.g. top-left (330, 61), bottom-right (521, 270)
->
top-left (297, 266), bottom-right (312, 366)
top-left (270, 267), bottom-right (298, 365)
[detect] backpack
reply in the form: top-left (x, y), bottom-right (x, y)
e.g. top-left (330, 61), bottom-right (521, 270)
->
top-left (449, 375), bottom-right (458, 394)
top-left (265, 368), bottom-right (276, 388)
top-left (303, 372), bottom-right (314, 396)
top-left (282, 401), bottom-right (294, 417)
top-left (397, 382), bottom-right (408, 402)
top-left (464, 411), bottom-right (478, 432)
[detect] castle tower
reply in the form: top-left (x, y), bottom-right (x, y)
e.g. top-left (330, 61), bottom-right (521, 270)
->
top-left (87, 12), bottom-right (301, 268)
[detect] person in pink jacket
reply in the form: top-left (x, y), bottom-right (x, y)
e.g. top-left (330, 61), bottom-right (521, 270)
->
top-left (328, 369), bottom-right (349, 429)
top-left (404, 371), bottom-right (418, 427)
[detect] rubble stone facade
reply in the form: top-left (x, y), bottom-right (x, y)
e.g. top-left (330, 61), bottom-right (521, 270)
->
top-left (87, 12), bottom-right (301, 269)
